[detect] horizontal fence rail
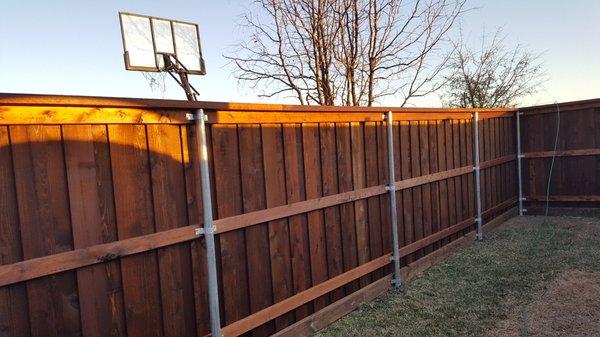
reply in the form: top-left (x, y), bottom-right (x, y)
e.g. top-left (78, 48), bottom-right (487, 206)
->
top-left (0, 94), bottom-right (520, 337)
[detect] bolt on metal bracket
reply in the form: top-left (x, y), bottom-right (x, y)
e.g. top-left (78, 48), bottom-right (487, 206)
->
top-left (186, 111), bottom-right (208, 121)
top-left (195, 227), bottom-right (205, 236)
top-left (385, 185), bottom-right (397, 191)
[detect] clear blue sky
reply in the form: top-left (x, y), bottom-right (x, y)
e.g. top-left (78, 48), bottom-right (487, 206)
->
top-left (1, 0), bottom-right (598, 107)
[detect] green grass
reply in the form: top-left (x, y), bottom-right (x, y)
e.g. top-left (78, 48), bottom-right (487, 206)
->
top-left (317, 216), bottom-right (600, 337)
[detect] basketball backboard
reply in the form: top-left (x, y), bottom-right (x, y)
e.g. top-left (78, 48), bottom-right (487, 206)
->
top-left (119, 12), bottom-right (206, 75)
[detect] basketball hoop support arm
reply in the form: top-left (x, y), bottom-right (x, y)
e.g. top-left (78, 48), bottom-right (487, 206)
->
top-left (162, 54), bottom-right (200, 101)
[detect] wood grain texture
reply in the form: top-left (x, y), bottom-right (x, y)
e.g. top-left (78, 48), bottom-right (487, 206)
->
top-left (108, 124), bottom-right (163, 337)
top-left (301, 123), bottom-right (330, 310)
top-left (211, 124), bottom-right (251, 326)
top-left (262, 124), bottom-right (294, 330)
top-left (147, 124), bottom-right (197, 337)
top-left (63, 125), bottom-right (125, 337)
top-left (10, 125), bottom-right (81, 337)
top-left (237, 124), bottom-right (275, 336)
top-left (0, 126), bottom-right (30, 337)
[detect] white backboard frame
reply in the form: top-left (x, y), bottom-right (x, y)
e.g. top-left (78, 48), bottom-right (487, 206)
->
top-left (119, 11), bottom-right (206, 75)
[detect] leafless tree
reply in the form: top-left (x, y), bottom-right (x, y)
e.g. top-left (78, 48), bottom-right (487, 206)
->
top-left (226, 0), bottom-right (467, 106)
top-left (442, 28), bottom-right (546, 108)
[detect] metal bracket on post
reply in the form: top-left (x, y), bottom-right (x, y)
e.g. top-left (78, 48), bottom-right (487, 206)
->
top-left (385, 111), bottom-right (402, 288)
top-left (190, 108), bottom-right (223, 337)
top-left (516, 110), bottom-right (524, 216)
top-left (473, 111), bottom-right (484, 241)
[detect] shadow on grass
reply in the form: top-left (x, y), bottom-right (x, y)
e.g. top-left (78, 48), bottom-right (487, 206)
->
top-left (317, 216), bottom-right (600, 337)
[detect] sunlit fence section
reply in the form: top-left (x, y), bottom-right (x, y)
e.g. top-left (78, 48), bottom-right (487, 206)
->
top-left (0, 94), bottom-right (519, 337)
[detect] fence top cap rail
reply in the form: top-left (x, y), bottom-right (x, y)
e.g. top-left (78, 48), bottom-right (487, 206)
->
top-left (0, 92), bottom-right (516, 114)
top-left (519, 97), bottom-right (600, 114)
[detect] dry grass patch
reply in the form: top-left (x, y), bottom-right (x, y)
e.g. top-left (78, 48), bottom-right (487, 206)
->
top-left (317, 216), bottom-right (600, 337)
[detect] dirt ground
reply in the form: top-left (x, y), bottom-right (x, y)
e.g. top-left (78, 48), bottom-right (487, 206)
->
top-left (489, 270), bottom-right (600, 337)
top-left (317, 215), bottom-right (600, 337)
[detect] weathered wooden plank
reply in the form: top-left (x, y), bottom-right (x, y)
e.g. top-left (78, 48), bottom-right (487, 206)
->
top-left (0, 93), bottom-right (516, 113)
top-left (452, 120), bottom-right (464, 231)
top-left (466, 119), bottom-right (475, 220)
top-left (301, 123), bottom-right (330, 310)
top-left (0, 225), bottom-right (200, 287)
top-left (436, 120), bottom-right (449, 247)
top-left (0, 106), bottom-right (189, 124)
top-left (108, 124), bottom-right (163, 337)
top-left (0, 126), bottom-right (30, 337)
top-left (10, 125), bottom-right (81, 337)
top-left (377, 121), bottom-right (393, 275)
top-left (444, 120), bottom-right (457, 244)
top-left (459, 120), bottom-right (470, 222)
top-left (147, 124), bottom-right (197, 337)
top-left (364, 122), bottom-right (384, 280)
top-left (525, 195), bottom-right (600, 202)
top-left (211, 124), bottom-right (251, 326)
top-left (214, 183), bottom-right (386, 233)
top-left (319, 123), bottom-right (345, 302)
top-left (400, 121), bottom-right (415, 259)
top-left (419, 121), bottom-right (433, 255)
top-left (409, 121), bottom-right (424, 258)
top-left (261, 124), bottom-right (295, 330)
top-left (335, 123), bottom-right (360, 293)
top-left (399, 217), bottom-right (476, 257)
top-left (350, 122), bottom-right (370, 287)
top-left (237, 124), bottom-right (276, 336)
top-left (63, 125), bottom-right (125, 337)
top-left (522, 148), bottom-right (600, 158)
top-left (283, 123), bottom-right (313, 320)
top-left (428, 120), bottom-right (441, 251)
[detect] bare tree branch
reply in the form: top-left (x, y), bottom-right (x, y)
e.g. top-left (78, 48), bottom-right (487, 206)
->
top-left (225, 0), bottom-right (467, 106)
top-left (441, 27), bottom-right (547, 108)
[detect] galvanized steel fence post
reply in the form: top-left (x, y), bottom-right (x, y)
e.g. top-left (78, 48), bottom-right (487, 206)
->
top-left (473, 112), bottom-right (483, 241)
top-left (516, 110), bottom-right (524, 216)
top-left (189, 109), bottom-right (223, 337)
top-left (386, 111), bottom-right (402, 287)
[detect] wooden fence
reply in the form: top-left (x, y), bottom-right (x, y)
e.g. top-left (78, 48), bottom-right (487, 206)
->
top-left (519, 99), bottom-right (600, 214)
top-left (0, 94), bottom-right (518, 337)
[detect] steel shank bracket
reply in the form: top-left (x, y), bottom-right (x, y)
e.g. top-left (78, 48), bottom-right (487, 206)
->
top-left (195, 225), bottom-right (216, 236)
top-left (186, 111), bottom-right (208, 122)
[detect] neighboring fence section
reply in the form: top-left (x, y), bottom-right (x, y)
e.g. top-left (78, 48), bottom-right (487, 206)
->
top-left (0, 94), bottom-right (517, 337)
top-left (519, 99), bottom-right (600, 214)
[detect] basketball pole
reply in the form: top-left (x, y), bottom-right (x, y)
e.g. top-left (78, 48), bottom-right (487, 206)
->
top-left (189, 108), bottom-right (223, 337)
